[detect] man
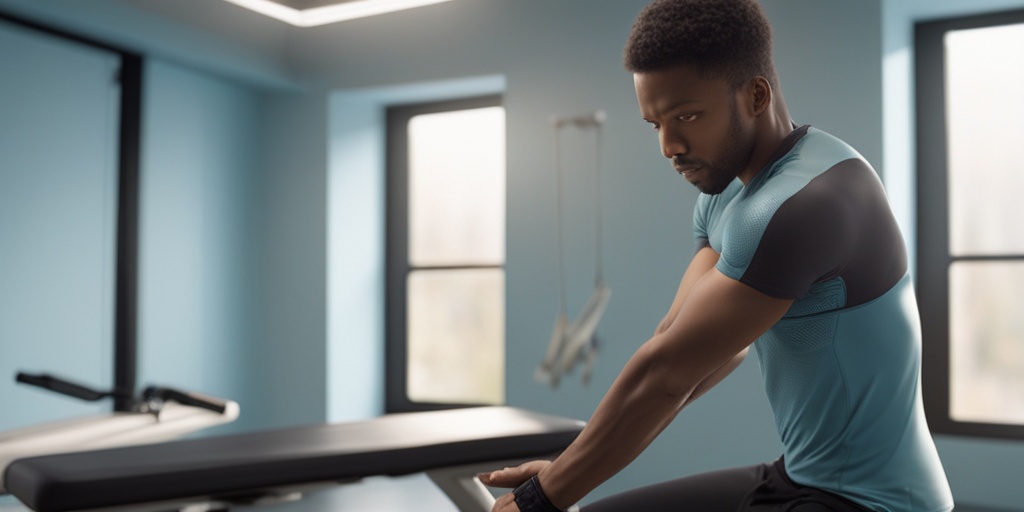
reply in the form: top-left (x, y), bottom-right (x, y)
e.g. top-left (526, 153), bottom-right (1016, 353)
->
top-left (481, 0), bottom-right (954, 510)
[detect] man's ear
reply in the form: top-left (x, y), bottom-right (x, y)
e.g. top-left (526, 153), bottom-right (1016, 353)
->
top-left (749, 76), bottom-right (772, 117)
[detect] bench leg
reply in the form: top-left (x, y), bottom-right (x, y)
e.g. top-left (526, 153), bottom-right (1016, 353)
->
top-left (425, 455), bottom-right (580, 512)
top-left (426, 464), bottom-right (496, 512)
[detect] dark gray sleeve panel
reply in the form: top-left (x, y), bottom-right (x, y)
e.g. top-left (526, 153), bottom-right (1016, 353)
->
top-left (740, 159), bottom-right (907, 306)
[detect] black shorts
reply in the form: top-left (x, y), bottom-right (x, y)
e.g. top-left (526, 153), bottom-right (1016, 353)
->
top-left (581, 458), bottom-right (872, 512)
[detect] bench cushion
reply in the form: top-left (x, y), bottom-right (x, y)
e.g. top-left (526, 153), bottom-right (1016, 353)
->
top-left (4, 406), bottom-right (584, 511)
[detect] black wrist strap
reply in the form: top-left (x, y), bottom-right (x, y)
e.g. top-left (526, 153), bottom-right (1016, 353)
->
top-left (513, 475), bottom-right (563, 512)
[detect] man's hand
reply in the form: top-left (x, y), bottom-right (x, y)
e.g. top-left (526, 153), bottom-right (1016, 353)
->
top-left (478, 460), bottom-right (551, 512)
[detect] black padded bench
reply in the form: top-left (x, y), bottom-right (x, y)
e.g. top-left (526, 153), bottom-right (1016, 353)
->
top-left (3, 406), bottom-right (585, 512)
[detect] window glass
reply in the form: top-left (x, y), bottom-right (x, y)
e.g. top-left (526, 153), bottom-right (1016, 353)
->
top-left (945, 23), bottom-right (1024, 256)
top-left (408, 106), bottom-right (505, 267)
top-left (949, 261), bottom-right (1024, 424)
top-left (407, 268), bottom-right (505, 404)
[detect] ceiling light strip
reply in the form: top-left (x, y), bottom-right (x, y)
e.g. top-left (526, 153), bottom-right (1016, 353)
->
top-left (223, 0), bottom-right (455, 27)
top-left (221, 0), bottom-right (303, 25)
top-left (302, 0), bottom-right (453, 26)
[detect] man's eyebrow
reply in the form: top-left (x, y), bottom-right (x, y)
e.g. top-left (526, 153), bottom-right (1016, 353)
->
top-left (645, 99), bottom-right (702, 119)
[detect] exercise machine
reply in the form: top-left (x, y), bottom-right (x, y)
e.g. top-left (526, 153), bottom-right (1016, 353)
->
top-left (538, 111), bottom-right (612, 388)
top-left (1, 372), bottom-right (239, 494)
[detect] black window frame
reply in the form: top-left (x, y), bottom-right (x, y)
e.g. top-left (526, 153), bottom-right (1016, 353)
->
top-left (384, 94), bottom-right (505, 413)
top-left (916, 7), bottom-right (1024, 440)
top-left (0, 11), bottom-right (143, 412)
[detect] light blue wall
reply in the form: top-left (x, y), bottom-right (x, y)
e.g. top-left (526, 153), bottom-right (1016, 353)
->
top-left (0, 0), bottom-right (314, 435)
top-left (882, 0), bottom-right (1024, 508)
top-left (0, 17), bottom-right (119, 430)
top-left (246, 89), bottom-right (331, 430)
top-left (137, 59), bottom-right (266, 434)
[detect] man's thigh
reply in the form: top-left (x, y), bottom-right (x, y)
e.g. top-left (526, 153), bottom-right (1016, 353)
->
top-left (579, 459), bottom-right (871, 512)
top-left (581, 463), bottom-right (766, 512)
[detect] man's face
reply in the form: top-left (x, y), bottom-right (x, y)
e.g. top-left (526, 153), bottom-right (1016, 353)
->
top-left (634, 65), bottom-right (755, 195)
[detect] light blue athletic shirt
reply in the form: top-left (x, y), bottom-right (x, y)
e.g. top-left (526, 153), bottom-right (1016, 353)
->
top-left (694, 126), bottom-right (953, 511)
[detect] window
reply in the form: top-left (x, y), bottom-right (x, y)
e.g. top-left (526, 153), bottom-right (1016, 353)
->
top-left (916, 9), bottom-right (1024, 439)
top-left (385, 96), bottom-right (505, 412)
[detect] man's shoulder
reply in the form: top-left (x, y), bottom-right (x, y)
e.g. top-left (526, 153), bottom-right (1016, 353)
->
top-left (776, 127), bottom-right (868, 181)
top-left (740, 127), bottom-right (874, 216)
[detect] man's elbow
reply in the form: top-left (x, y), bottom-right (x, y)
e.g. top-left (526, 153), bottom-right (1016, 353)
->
top-left (634, 341), bottom-right (704, 402)
top-left (637, 339), bottom-right (749, 402)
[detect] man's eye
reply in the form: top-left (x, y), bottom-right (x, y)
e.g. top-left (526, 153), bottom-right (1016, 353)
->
top-left (679, 113), bottom-right (699, 122)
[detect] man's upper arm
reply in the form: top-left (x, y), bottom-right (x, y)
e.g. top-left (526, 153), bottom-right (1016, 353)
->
top-left (645, 268), bottom-right (793, 397)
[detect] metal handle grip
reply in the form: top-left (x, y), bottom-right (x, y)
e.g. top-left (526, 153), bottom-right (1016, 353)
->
top-left (16, 372), bottom-right (110, 402)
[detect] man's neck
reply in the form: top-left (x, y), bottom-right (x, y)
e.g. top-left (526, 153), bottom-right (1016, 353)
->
top-left (738, 97), bottom-right (795, 185)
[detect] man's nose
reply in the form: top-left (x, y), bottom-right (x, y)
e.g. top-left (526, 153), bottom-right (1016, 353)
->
top-left (660, 130), bottom-right (688, 159)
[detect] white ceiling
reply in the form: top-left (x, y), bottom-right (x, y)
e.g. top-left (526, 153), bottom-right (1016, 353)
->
top-left (110, 0), bottom-right (461, 60)
top-left (113, 0), bottom-right (290, 59)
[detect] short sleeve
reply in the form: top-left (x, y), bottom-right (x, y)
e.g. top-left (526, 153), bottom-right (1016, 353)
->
top-left (724, 174), bottom-right (856, 299)
top-left (693, 195), bottom-right (711, 250)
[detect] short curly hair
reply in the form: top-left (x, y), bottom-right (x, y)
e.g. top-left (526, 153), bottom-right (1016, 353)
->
top-left (624, 0), bottom-right (777, 89)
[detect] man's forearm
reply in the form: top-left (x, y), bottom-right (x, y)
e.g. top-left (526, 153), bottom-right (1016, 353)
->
top-left (535, 342), bottom-right (697, 509)
top-left (682, 347), bottom-right (747, 408)
top-left (528, 269), bottom-right (791, 510)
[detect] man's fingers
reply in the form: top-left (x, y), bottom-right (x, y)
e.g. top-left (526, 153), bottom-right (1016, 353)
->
top-left (477, 460), bottom-right (549, 488)
top-left (491, 492), bottom-right (519, 512)
top-left (478, 466), bottom-right (520, 487)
